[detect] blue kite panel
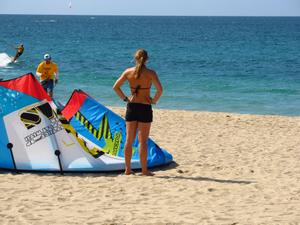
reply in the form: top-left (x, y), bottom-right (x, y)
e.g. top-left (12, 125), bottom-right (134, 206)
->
top-left (0, 87), bottom-right (42, 169)
top-left (67, 93), bottom-right (173, 167)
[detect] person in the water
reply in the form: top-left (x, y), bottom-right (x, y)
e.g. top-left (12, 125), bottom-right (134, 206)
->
top-left (12, 44), bottom-right (24, 62)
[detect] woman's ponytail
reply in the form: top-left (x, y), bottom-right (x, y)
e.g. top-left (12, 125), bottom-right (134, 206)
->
top-left (134, 49), bottom-right (148, 79)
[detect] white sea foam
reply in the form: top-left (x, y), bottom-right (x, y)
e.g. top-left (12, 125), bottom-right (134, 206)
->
top-left (0, 53), bottom-right (12, 67)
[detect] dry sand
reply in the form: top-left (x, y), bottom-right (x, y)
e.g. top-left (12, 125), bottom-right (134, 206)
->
top-left (1, 108), bottom-right (300, 225)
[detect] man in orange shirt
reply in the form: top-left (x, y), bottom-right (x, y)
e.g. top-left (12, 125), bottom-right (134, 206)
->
top-left (36, 54), bottom-right (59, 98)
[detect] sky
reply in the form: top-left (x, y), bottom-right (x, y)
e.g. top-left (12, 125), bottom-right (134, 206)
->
top-left (0, 0), bottom-right (300, 16)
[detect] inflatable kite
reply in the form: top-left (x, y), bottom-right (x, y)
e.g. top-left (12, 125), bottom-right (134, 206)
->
top-left (0, 73), bottom-right (172, 173)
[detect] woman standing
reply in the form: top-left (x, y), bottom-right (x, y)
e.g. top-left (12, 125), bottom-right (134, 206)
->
top-left (113, 49), bottom-right (163, 176)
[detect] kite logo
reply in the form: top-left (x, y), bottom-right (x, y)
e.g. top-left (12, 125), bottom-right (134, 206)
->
top-left (111, 132), bottom-right (121, 156)
top-left (20, 103), bottom-right (54, 130)
top-left (20, 108), bottom-right (41, 129)
top-left (20, 103), bottom-right (63, 147)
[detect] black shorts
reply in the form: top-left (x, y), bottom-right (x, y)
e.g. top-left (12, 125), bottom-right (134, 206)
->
top-left (125, 103), bottom-right (153, 123)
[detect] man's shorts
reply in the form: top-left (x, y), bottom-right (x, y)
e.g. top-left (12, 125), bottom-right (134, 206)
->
top-left (125, 103), bottom-right (153, 123)
top-left (41, 79), bottom-right (54, 92)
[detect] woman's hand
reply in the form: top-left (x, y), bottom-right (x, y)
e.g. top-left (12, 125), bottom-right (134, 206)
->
top-left (128, 95), bottom-right (135, 103)
top-left (150, 97), bottom-right (156, 105)
top-left (147, 96), bottom-right (156, 105)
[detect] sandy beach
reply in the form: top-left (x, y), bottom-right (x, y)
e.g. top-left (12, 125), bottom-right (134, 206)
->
top-left (1, 107), bottom-right (300, 225)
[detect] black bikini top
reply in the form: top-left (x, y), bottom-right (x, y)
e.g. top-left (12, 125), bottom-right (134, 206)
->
top-left (131, 85), bottom-right (151, 95)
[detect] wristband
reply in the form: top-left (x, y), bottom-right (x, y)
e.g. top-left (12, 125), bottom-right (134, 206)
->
top-left (123, 96), bottom-right (129, 102)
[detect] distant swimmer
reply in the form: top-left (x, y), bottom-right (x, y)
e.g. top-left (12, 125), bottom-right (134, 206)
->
top-left (36, 53), bottom-right (59, 98)
top-left (12, 44), bottom-right (24, 62)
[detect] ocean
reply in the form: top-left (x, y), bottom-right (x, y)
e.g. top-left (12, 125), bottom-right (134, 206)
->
top-left (0, 15), bottom-right (299, 115)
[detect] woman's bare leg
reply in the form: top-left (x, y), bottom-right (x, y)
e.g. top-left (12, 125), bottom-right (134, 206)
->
top-left (137, 122), bottom-right (153, 175)
top-left (124, 121), bottom-right (138, 175)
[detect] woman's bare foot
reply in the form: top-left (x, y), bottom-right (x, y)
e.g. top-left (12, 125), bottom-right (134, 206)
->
top-left (141, 171), bottom-right (155, 176)
top-left (124, 170), bottom-right (135, 175)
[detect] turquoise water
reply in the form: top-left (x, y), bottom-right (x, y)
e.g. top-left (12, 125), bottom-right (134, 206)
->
top-left (0, 15), bottom-right (299, 115)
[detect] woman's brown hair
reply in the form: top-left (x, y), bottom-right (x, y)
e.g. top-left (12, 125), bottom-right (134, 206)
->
top-left (134, 49), bottom-right (148, 79)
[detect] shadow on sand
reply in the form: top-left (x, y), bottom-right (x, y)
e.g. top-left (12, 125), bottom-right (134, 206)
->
top-left (1, 161), bottom-right (254, 184)
top-left (156, 175), bottom-right (253, 184)
top-left (154, 162), bottom-right (253, 184)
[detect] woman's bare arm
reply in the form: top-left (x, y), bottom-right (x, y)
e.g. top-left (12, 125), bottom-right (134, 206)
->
top-left (113, 71), bottom-right (128, 101)
top-left (151, 71), bottom-right (163, 104)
